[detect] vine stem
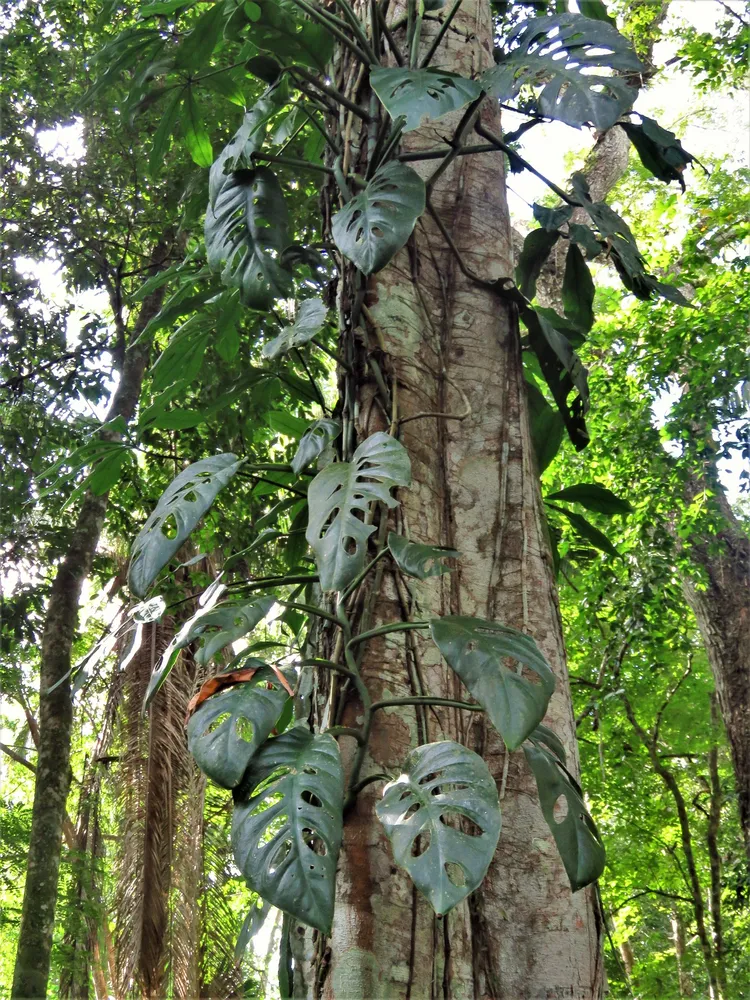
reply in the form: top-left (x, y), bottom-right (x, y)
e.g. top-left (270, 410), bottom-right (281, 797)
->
top-left (370, 696), bottom-right (483, 713)
top-left (286, 0), bottom-right (372, 64)
top-left (420, 0), bottom-right (463, 68)
top-left (292, 66), bottom-right (373, 122)
top-left (339, 546), bottom-right (390, 603)
top-left (474, 122), bottom-right (583, 206)
top-left (347, 620), bottom-right (430, 647)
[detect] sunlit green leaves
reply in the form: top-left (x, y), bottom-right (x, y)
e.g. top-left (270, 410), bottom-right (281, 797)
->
top-left (231, 728), bottom-right (343, 932)
top-left (128, 454), bottom-right (243, 598)
top-left (331, 161), bottom-right (426, 275)
top-left (387, 533), bottom-right (459, 580)
top-left (545, 483), bottom-right (633, 515)
top-left (483, 14), bottom-right (642, 129)
top-left (430, 616), bottom-right (556, 750)
top-left (376, 741), bottom-right (501, 915)
top-left (523, 738), bottom-right (605, 892)
top-left (188, 665), bottom-right (294, 788)
top-left (205, 165), bottom-right (293, 308)
top-left (262, 298), bottom-right (327, 360)
top-left (370, 66), bottom-right (482, 132)
top-left (306, 433), bottom-right (411, 592)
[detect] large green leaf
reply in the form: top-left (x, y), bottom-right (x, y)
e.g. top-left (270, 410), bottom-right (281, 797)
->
top-left (387, 532), bottom-right (459, 580)
top-left (231, 728), bottom-right (343, 933)
top-left (376, 741), bottom-right (501, 916)
top-left (545, 504), bottom-right (620, 558)
top-left (619, 115), bottom-right (695, 191)
top-left (430, 616), bottom-right (556, 750)
top-left (306, 432), bottom-right (411, 592)
top-left (523, 740), bottom-right (605, 891)
top-left (562, 243), bottom-right (595, 332)
top-left (545, 483), bottom-right (633, 515)
top-left (483, 14), bottom-right (642, 129)
top-left (370, 66), bottom-right (482, 133)
top-left (525, 377), bottom-right (564, 474)
top-left (205, 165), bottom-right (293, 308)
top-left (516, 228), bottom-right (560, 300)
top-left (291, 418), bottom-right (340, 475)
top-left (188, 664), bottom-right (294, 788)
top-left (262, 298), bottom-right (328, 360)
top-left (226, 0), bottom-right (333, 71)
top-left (128, 454), bottom-right (242, 598)
top-left (331, 161), bottom-right (425, 275)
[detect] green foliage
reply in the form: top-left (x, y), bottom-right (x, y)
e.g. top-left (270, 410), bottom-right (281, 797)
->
top-left (387, 533), bottom-right (459, 580)
top-left (370, 67), bottom-right (482, 132)
top-left (376, 741), bottom-right (502, 915)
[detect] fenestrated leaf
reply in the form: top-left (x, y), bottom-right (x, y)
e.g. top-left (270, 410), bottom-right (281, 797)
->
top-left (188, 664), bottom-right (295, 788)
top-left (546, 503), bottom-right (620, 558)
top-left (430, 616), bottom-right (556, 750)
top-left (528, 723), bottom-right (567, 765)
top-left (331, 161), bottom-right (425, 275)
top-left (533, 202), bottom-right (573, 232)
top-left (516, 228), bottom-right (560, 300)
top-left (291, 418), bottom-right (340, 475)
top-left (545, 483), bottom-right (633, 515)
top-left (370, 66), bottom-right (482, 133)
top-left (376, 741), bottom-right (501, 916)
top-left (306, 433), bottom-right (411, 592)
top-left (620, 114), bottom-right (695, 191)
top-left (525, 377), bottom-right (564, 474)
top-left (523, 740), bottom-right (605, 891)
top-left (205, 165), bottom-right (293, 308)
top-left (128, 454), bottom-right (242, 598)
top-left (189, 596), bottom-right (278, 666)
top-left (231, 728), bottom-right (343, 933)
top-left (262, 298), bottom-right (328, 360)
top-left (483, 14), bottom-right (642, 130)
top-left (387, 532), bottom-right (459, 580)
top-left (562, 243), bottom-right (595, 332)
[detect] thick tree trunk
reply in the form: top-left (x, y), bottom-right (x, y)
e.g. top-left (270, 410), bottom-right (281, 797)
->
top-left (295, 4), bottom-right (603, 997)
top-left (682, 483), bottom-right (750, 861)
top-left (11, 256), bottom-right (169, 1000)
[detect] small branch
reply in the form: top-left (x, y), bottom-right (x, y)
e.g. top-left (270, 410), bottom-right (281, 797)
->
top-left (253, 152), bottom-right (334, 176)
top-left (420, 0), bottom-right (463, 68)
top-left (0, 742), bottom-right (36, 772)
top-left (348, 620), bottom-right (430, 647)
top-left (292, 67), bottom-right (372, 122)
top-left (474, 122), bottom-right (583, 206)
top-left (371, 696), bottom-right (483, 713)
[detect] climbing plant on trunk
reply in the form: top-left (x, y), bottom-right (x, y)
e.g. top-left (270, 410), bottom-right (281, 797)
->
top-left (78, 0), bottom-right (699, 996)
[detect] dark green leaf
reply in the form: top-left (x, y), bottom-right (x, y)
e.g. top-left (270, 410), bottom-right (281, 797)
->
top-left (546, 504), bottom-right (620, 558)
top-left (370, 66), bottom-right (482, 133)
top-left (190, 596), bottom-right (277, 666)
top-left (267, 411), bottom-right (310, 439)
top-left (291, 418), bottom-right (340, 475)
top-left (562, 243), bottom-right (595, 332)
top-left (87, 447), bottom-right (131, 495)
top-left (430, 616), bottom-right (556, 750)
top-left (234, 0), bottom-right (334, 71)
top-left (188, 664), bottom-right (294, 788)
top-left (568, 223), bottom-right (604, 260)
top-left (149, 86), bottom-right (184, 176)
top-left (174, 1), bottom-right (226, 69)
top-left (128, 453), bottom-right (242, 598)
top-left (545, 483), bottom-right (633, 515)
top-left (387, 532), bottom-right (459, 579)
top-left (262, 298), bottom-right (328, 359)
top-left (620, 115), bottom-right (695, 190)
top-left (516, 228), bottom-right (560, 300)
top-left (232, 728), bottom-right (343, 933)
top-left (525, 377), bottom-right (564, 474)
top-left (483, 14), bottom-right (641, 129)
top-left (376, 741), bottom-right (501, 916)
top-left (523, 741), bottom-right (605, 891)
top-left (331, 161), bottom-right (426, 275)
top-left (307, 433), bottom-right (411, 592)
top-left (533, 202), bottom-right (573, 231)
top-left (577, 0), bottom-right (615, 24)
top-left (203, 71), bottom-right (247, 107)
top-left (205, 165), bottom-right (293, 308)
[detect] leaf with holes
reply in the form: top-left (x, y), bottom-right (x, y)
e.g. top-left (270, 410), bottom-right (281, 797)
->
top-left (306, 432), bottom-right (411, 592)
top-left (291, 419), bottom-right (340, 475)
top-left (231, 728), bottom-right (343, 933)
top-left (523, 741), bottom-right (605, 891)
top-left (331, 161), bottom-right (425, 275)
top-left (205, 165), bottom-right (293, 308)
top-left (483, 14), bottom-right (642, 130)
top-left (189, 596), bottom-right (277, 666)
top-left (430, 616), bottom-right (556, 750)
top-left (370, 66), bottom-right (483, 133)
top-left (376, 741), bottom-right (501, 915)
top-left (387, 532), bottom-right (459, 580)
top-left (188, 664), bottom-right (295, 788)
top-left (128, 454), bottom-right (242, 598)
top-left (262, 298), bottom-right (328, 360)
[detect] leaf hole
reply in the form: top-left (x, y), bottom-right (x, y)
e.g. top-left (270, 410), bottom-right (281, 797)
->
top-left (301, 789), bottom-right (322, 808)
top-left (410, 829), bottom-right (431, 857)
top-left (235, 716), bottom-right (254, 742)
top-left (267, 836), bottom-right (292, 872)
top-left (203, 711), bottom-right (231, 736)
top-left (444, 862), bottom-right (466, 887)
top-left (404, 802), bottom-right (421, 819)
top-left (182, 490), bottom-right (198, 503)
top-left (552, 794), bottom-right (569, 824)
top-left (301, 828), bottom-right (327, 855)
top-left (160, 513), bottom-right (178, 539)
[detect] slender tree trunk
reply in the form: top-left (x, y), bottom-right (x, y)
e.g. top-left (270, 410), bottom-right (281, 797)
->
top-left (671, 911), bottom-right (692, 997)
top-left (293, 4), bottom-right (603, 997)
top-left (682, 483), bottom-right (750, 862)
top-left (706, 695), bottom-right (726, 992)
top-left (619, 937), bottom-right (635, 976)
top-left (11, 248), bottom-right (170, 1000)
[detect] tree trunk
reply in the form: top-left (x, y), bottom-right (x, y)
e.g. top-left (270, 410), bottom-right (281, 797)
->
top-left (294, 4), bottom-right (603, 997)
top-left (682, 483), bottom-right (750, 861)
top-left (11, 250), bottom-right (170, 1000)
top-left (671, 911), bottom-right (692, 997)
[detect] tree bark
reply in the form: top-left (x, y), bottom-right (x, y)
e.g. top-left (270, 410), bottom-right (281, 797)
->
top-left (11, 248), bottom-right (170, 1000)
top-left (671, 911), bottom-right (692, 997)
top-left (294, 4), bottom-right (603, 997)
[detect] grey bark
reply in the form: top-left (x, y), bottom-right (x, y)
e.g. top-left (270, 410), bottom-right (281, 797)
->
top-left (11, 247), bottom-right (170, 1000)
